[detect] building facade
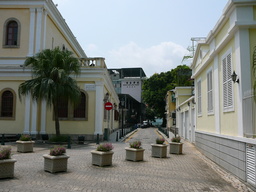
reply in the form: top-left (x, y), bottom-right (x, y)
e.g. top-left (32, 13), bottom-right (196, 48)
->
top-left (0, 0), bottom-right (119, 141)
top-left (166, 87), bottom-right (195, 143)
top-left (108, 68), bottom-right (147, 126)
top-left (191, 0), bottom-right (256, 187)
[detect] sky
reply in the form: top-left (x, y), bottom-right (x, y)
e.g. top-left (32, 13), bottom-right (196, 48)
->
top-left (52, 0), bottom-right (229, 77)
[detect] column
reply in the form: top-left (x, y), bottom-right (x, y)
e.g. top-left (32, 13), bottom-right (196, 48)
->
top-left (35, 8), bottom-right (43, 53)
top-left (94, 82), bottom-right (104, 135)
top-left (214, 55), bottom-right (220, 134)
top-left (42, 10), bottom-right (47, 49)
top-left (235, 29), bottom-right (251, 137)
top-left (40, 99), bottom-right (47, 134)
top-left (31, 101), bottom-right (38, 134)
top-left (23, 94), bottom-right (31, 134)
top-left (28, 8), bottom-right (36, 56)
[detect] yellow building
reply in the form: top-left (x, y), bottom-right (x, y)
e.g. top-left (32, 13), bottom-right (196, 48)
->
top-left (0, 0), bottom-right (119, 141)
top-left (166, 87), bottom-right (195, 142)
top-left (191, 0), bottom-right (256, 187)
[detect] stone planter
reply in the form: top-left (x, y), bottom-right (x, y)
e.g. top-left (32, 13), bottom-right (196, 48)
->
top-left (16, 141), bottom-right (35, 153)
top-left (125, 147), bottom-right (145, 161)
top-left (169, 142), bottom-right (183, 154)
top-left (91, 150), bottom-right (114, 167)
top-left (0, 159), bottom-right (17, 179)
top-left (43, 154), bottom-right (70, 173)
top-left (151, 144), bottom-right (167, 158)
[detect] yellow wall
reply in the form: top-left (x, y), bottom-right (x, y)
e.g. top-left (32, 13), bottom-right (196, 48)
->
top-left (0, 81), bottom-right (25, 134)
top-left (218, 39), bottom-right (238, 136)
top-left (196, 64), bottom-right (216, 133)
top-left (216, 20), bottom-right (230, 48)
top-left (44, 16), bottom-right (77, 55)
top-left (44, 82), bottom-right (96, 135)
top-left (197, 38), bottom-right (238, 136)
top-left (0, 8), bottom-right (30, 57)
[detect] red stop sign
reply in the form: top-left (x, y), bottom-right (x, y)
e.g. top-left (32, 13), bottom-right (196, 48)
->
top-left (104, 102), bottom-right (113, 110)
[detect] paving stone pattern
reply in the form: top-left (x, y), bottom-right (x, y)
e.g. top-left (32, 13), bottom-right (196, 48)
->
top-left (0, 128), bottom-right (252, 192)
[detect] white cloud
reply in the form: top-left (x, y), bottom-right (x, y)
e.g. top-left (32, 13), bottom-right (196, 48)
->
top-left (106, 42), bottom-right (189, 77)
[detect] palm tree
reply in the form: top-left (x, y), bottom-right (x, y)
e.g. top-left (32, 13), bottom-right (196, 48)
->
top-left (19, 47), bottom-right (81, 136)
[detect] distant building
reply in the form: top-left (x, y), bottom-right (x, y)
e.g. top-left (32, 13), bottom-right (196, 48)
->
top-left (108, 68), bottom-right (147, 125)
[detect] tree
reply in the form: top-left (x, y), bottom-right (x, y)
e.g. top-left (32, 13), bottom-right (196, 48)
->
top-left (18, 47), bottom-right (81, 136)
top-left (142, 65), bottom-right (192, 127)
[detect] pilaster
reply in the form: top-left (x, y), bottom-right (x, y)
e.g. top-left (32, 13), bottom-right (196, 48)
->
top-left (94, 82), bottom-right (104, 135)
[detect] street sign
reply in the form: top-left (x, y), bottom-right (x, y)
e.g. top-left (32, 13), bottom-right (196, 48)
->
top-left (104, 102), bottom-right (113, 110)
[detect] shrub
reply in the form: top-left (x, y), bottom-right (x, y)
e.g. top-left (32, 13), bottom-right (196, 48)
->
top-left (129, 141), bottom-right (142, 149)
top-left (19, 134), bottom-right (32, 141)
top-left (49, 135), bottom-right (69, 143)
top-left (171, 136), bottom-right (181, 143)
top-left (96, 143), bottom-right (114, 152)
top-left (49, 146), bottom-right (66, 156)
top-left (156, 137), bottom-right (165, 144)
top-left (0, 147), bottom-right (11, 160)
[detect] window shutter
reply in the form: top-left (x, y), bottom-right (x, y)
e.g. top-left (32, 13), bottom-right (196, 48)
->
top-left (222, 53), bottom-right (233, 111)
top-left (207, 70), bottom-right (213, 112)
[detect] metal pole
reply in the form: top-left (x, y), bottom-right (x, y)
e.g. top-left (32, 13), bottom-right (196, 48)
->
top-left (67, 136), bottom-right (71, 149)
top-left (96, 134), bottom-right (100, 144)
top-left (1, 134), bottom-right (5, 145)
top-left (122, 108), bottom-right (124, 137)
top-left (116, 131), bottom-right (119, 142)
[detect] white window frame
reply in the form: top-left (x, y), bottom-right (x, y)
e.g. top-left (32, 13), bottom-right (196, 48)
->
top-left (222, 49), bottom-right (234, 112)
top-left (207, 67), bottom-right (214, 115)
top-left (197, 78), bottom-right (202, 116)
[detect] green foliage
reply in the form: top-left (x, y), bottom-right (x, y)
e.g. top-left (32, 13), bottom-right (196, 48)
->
top-left (19, 134), bottom-right (32, 141)
top-left (18, 47), bottom-right (81, 136)
top-left (49, 135), bottom-right (69, 143)
top-left (252, 46), bottom-right (256, 102)
top-left (145, 108), bottom-right (155, 122)
top-left (142, 65), bottom-right (192, 126)
top-left (156, 137), bottom-right (165, 144)
top-left (171, 136), bottom-right (181, 143)
top-left (96, 143), bottom-right (114, 151)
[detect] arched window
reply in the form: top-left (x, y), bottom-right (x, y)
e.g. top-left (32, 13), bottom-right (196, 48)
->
top-left (56, 91), bottom-right (87, 120)
top-left (6, 21), bottom-right (18, 45)
top-left (1, 90), bottom-right (15, 118)
top-left (3, 18), bottom-right (20, 47)
top-left (74, 92), bottom-right (86, 118)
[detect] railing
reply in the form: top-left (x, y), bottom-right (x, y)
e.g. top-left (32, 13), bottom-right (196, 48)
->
top-left (158, 126), bottom-right (169, 137)
top-left (1, 134), bottom-right (21, 145)
top-left (169, 126), bottom-right (179, 137)
top-left (80, 57), bottom-right (107, 68)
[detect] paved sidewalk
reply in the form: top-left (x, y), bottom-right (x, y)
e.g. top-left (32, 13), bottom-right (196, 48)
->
top-left (0, 128), bottom-right (254, 192)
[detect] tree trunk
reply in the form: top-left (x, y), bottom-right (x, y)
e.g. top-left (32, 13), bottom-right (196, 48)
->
top-left (53, 101), bottom-right (60, 136)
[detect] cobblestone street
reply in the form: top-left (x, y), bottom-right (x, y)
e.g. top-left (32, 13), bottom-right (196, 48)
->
top-left (0, 128), bottom-right (253, 192)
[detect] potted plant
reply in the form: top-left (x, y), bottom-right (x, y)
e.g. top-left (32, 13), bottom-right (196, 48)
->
top-left (169, 136), bottom-right (183, 154)
top-left (43, 146), bottom-right (69, 173)
top-left (16, 134), bottom-right (35, 153)
top-left (125, 141), bottom-right (145, 161)
top-left (0, 146), bottom-right (17, 179)
top-left (91, 143), bottom-right (114, 167)
top-left (151, 137), bottom-right (167, 158)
